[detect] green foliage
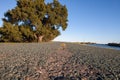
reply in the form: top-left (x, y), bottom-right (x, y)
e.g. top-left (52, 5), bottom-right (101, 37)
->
top-left (0, 0), bottom-right (68, 42)
top-left (0, 22), bottom-right (22, 42)
top-left (19, 26), bottom-right (35, 42)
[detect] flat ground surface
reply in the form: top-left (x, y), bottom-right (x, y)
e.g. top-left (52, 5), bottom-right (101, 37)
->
top-left (0, 42), bottom-right (120, 80)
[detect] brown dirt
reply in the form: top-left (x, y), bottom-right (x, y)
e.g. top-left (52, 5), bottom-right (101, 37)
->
top-left (34, 48), bottom-right (73, 80)
top-left (32, 48), bottom-right (101, 80)
top-left (0, 54), bottom-right (6, 60)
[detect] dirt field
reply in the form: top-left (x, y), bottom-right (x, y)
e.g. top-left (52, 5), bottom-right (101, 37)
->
top-left (0, 42), bottom-right (120, 80)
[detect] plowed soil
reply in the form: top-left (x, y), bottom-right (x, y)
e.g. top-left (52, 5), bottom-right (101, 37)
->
top-left (0, 42), bottom-right (120, 80)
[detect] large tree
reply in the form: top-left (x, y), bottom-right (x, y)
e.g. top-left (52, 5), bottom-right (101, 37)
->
top-left (0, 0), bottom-right (68, 42)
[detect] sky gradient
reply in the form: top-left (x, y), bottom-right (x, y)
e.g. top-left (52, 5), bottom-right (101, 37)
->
top-left (0, 0), bottom-right (120, 43)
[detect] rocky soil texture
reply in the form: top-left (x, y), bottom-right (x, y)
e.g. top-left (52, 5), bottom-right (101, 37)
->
top-left (0, 42), bottom-right (120, 80)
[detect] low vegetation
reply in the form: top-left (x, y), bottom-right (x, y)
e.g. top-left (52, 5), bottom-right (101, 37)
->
top-left (0, 42), bottom-right (120, 80)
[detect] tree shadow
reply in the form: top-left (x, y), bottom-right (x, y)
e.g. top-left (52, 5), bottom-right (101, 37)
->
top-left (50, 76), bottom-right (81, 80)
top-left (50, 76), bottom-right (66, 80)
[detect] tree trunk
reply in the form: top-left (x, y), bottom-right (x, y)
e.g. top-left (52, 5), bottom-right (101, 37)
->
top-left (37, 35), bottom-right (44, 42)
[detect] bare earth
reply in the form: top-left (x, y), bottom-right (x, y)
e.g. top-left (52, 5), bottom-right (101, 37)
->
top-left (0, 42), bottom-right (120, 80)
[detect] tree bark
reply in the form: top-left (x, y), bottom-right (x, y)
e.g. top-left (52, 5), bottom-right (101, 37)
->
top-left (37, 35), bottom-right (44, 42)
top-left (34, 33), bottom-right (44, 42)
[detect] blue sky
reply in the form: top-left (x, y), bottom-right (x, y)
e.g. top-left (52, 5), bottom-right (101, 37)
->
top-left (0, 0), bottom-right (120, 43)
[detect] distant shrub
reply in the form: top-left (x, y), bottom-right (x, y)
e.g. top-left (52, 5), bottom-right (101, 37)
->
top-left (60, 43), bottom-right (66, 50)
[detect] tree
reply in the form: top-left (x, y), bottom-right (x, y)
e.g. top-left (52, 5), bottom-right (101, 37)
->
top-left (0, 22), bottom-right (22, 42)
top-left (0, 0), bottom-right (68, 42)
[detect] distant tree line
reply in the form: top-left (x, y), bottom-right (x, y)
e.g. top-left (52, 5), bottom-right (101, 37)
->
top-left (108, 43), bottom-right (120, 47)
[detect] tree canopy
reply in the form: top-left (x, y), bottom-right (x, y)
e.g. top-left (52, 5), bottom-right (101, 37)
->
top-left (0, 0), bottom-right (68, 42)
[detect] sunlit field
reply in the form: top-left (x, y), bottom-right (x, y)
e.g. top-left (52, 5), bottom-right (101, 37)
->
top-left (0, 42), bottom-right (120, 80)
